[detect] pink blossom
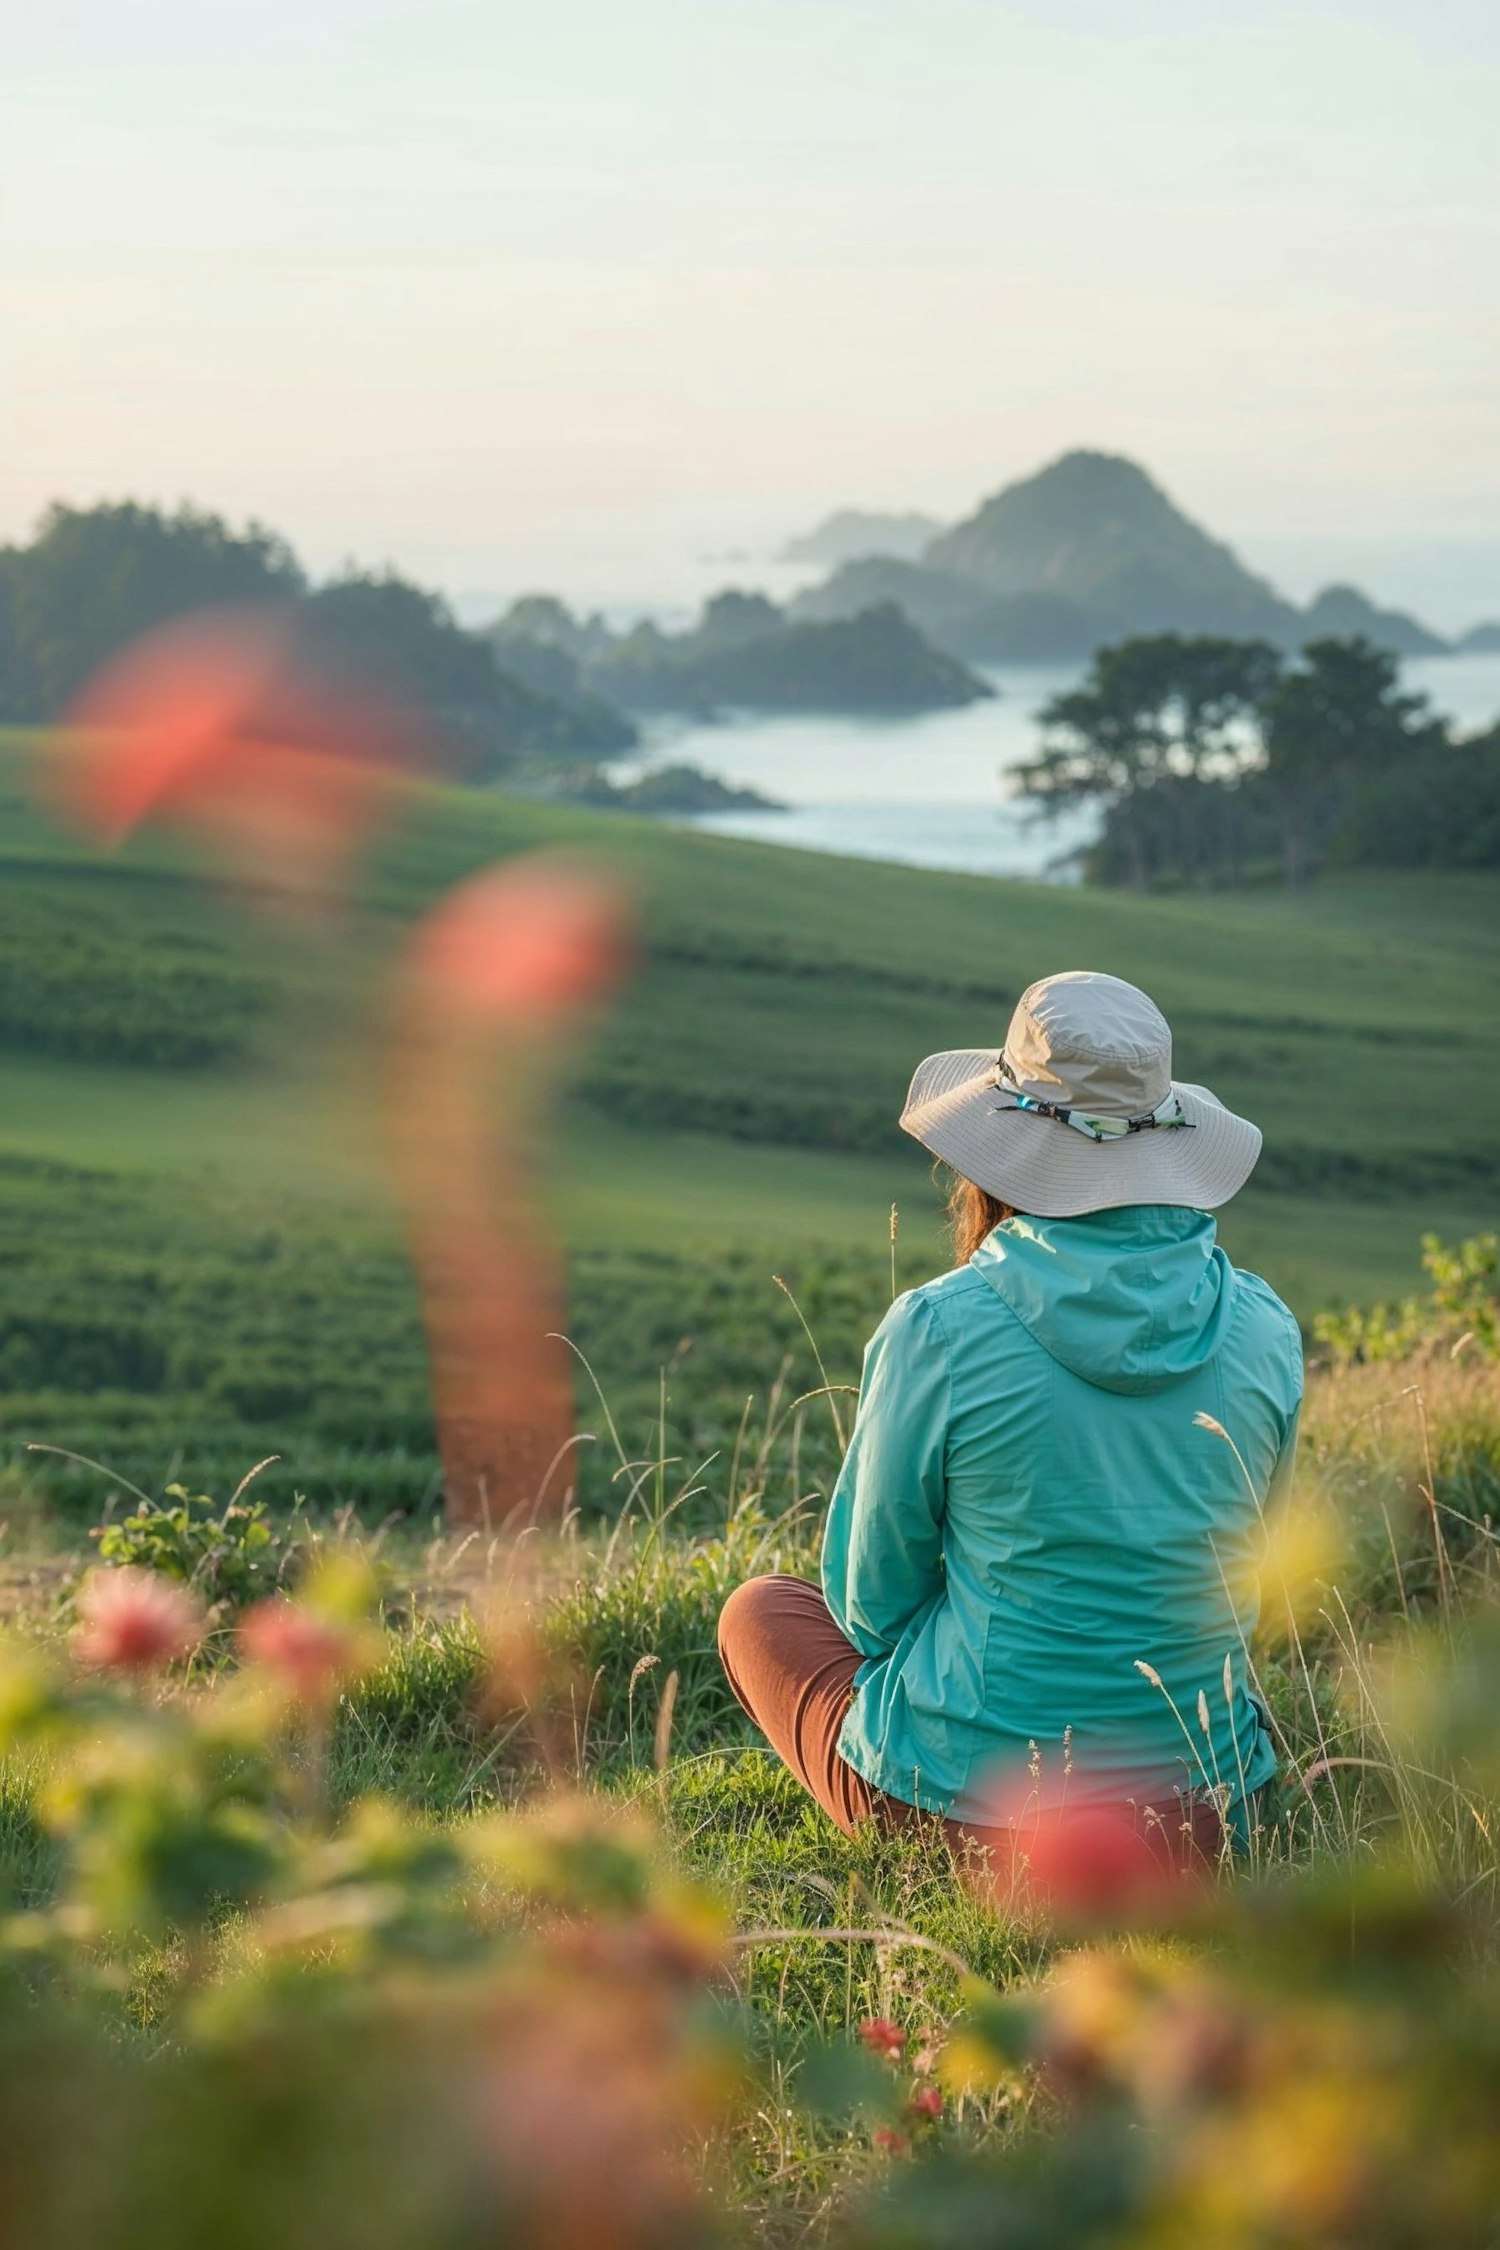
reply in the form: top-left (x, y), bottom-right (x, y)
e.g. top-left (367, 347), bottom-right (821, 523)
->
top-left (409, 860), bottom-right (631, 1026)
top-left (1024, 1804), bottom-right (1176, 1920)
top-left (859, 2017), bottom-right (906, 2060)
top-left (74, 1568), bottom-right (203, 1672)
top-left (238, 1601), bottom-right (359, 1700)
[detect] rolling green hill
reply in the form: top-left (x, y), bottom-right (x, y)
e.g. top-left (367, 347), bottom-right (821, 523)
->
top-left (0, 727), bottom-right (1494, 1520)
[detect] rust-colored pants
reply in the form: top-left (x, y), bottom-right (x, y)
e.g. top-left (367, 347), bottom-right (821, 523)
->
top-left (716, 1574), bottom-right (1222, 1882)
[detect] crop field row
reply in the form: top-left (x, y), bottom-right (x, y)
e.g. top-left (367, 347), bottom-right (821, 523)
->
top-left (0, 730), bottom-right (1495, 1517)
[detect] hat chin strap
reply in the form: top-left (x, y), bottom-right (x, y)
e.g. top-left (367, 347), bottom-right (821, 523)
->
top-left (986, 1069), bottom-right (1192, 1143)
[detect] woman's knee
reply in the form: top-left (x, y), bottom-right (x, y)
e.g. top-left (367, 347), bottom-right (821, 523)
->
top-left (716, 1574), bottom-right (786, 1671)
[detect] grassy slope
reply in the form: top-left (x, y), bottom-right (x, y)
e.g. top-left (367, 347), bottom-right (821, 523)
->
top-left (0, 729), bottom-right (1495, 1513)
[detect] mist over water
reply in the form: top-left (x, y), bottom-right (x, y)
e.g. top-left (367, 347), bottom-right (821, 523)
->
top-left (618, 652), bottom-right (1500, 883)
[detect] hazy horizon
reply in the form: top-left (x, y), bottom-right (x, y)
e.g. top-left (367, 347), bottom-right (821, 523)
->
top-left (5, 1), bottom-right (1497, 631)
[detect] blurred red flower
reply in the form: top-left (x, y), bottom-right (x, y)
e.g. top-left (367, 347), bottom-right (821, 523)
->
top-left (1022, 1804), bottom-right (1180, 1921)
top-left (407, 857), bottom-right (632, 1026)
top-left (74, 1567), bottom-right (204, 1673)
top-left (906, 2086), bottom-right (944, 2121)
top-left (388, 854), bottom-right (633, 1529)
top-left (859, 2017), bottom-right (906, 2060)
top-left (238, 1600), bottom-right (360, 1701)
top-left (964, 1760), bottom-right (1211, 1924)
top-left (52, 603), bottom-right (411, 897)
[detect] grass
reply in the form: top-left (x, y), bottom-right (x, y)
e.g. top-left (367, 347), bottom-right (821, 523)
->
top-left (1, 723), bottom-right (1497, 1519)
top-left (2, 725), bottom-right (1498, 2239)
top-left (3, 1331), bottom-right (1495, 2245)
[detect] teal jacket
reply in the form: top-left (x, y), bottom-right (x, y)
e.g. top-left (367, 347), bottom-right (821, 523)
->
top-left (821, 1208), bottom-right (1303, 1822)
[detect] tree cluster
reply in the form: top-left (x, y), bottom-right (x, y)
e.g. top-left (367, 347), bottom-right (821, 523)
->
top-left (1013, 632), bottom-right (1498, 888)
top-left (0, 502), bottom-right (628, 770)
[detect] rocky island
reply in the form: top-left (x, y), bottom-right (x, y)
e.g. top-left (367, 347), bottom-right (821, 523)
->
top-left (781, 450), bottom-right (1493, 666)
top-left (490, 586), bottom-right (993, 720)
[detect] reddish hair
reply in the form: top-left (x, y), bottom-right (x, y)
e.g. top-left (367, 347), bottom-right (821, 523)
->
top-left (946, 1173), bottom-right (1015, 1265)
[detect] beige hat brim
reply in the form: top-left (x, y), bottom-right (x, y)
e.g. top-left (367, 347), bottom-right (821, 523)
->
top-left (900, 1049), bottom-right (1262, 1218)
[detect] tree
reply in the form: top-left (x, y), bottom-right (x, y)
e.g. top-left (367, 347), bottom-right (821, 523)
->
top-left (1169, 636), bottom-right (1283, 777)
top-left (490, 594), bottom-right (614, 665)
top-left (1014, 635), bottom-right (1280, 888)
top-left (1262, 636), bottom-right (1446, 887)
top-left (6, 502), bottom-right (304, 717)
top-left (308, 571), bottom-right (504, 713)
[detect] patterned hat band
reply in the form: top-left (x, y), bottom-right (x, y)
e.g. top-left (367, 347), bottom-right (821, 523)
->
top-left (985, 1067), bottom-right (1193, 1146)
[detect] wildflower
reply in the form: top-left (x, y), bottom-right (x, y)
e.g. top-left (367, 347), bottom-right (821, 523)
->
top-left (408, 858), bottom-right (632, 1027)
top-left (859, 2017), bottom-right (906, 2060)
top-left (238, 1599), bottom-right (362, 1701)
top-left (55, 605), bottom-right (407, 895)
top-left (74, 1568), bottom-right (204, 1673)
top-left (1024, 1804), bottom-right (1176, 1922)
top-left (873, 2126), bottom-right (909, 2156)
top-left (906, 2086), bottom-right (944, 2122)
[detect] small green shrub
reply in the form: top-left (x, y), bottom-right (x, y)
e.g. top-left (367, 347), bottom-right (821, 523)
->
top-left (92, 1477), bottom-right (291, 1612)
top-left (1314, 1231), bottom-right (1498, 1365)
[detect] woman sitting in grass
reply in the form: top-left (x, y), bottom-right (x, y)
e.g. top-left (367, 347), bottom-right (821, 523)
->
top-left (718, 971), bottom-right (1303, 1878)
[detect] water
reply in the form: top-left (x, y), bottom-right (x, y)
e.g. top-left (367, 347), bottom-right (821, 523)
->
top-left (624, 664), bottom-right (1094, 880)
top-left (619, 652), bottom-right (1500, 883)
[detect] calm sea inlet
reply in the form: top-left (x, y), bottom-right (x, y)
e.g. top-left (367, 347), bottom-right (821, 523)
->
top-left (617, 654), bottom-right (1500, 883)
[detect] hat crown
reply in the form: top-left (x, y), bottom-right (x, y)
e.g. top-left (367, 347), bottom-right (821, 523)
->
top-left (1003, 971), bottom-right (1172, 1116)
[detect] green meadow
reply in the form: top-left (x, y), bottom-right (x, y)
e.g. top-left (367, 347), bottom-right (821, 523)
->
top-left (0, 726), bottom-right (1495, 1518)
top-left (1, 728), bottom-right (1499, 2245)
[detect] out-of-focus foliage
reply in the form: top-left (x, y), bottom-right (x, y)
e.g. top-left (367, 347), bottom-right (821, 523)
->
top-left (0, 1346), bottom-right (1498, 2247)
top-left (1315, 1232), bottom-right (1498, 1366)
top-left (0, 1576), bottom-right (742, 2249)
top-left (852, 1880), bottom-right (1500, 2249)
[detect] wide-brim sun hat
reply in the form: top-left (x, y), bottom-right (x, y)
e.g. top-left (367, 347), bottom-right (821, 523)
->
top-left (900, 970), bottom-right (1262, 1219)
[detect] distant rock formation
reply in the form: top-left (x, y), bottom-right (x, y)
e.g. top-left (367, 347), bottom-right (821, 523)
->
top-left (560, 762), bottom-right (785, 815)
top-left (782, 451), bottom-right (1470, 667)
top-left (490, 592), bottom-right (615, 665)
top-left (692, 590), bottom-right (785, 651)
top-left (1456, 621), bottom-right (1500, 655)
top-left (1301, 584), bottom-right (1449, 657)
top-left (586, 596), bottom-right (992, 717)
top-left (481, 611), bottom-right (639, 754)
top-left (780, 508), bottom-right (945, 567)
top-left (789, 557), bottom-right (1097, 664)
top-left (925, 451), bottom-right (1302, 643)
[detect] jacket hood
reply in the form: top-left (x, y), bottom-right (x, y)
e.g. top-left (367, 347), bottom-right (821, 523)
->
top-left (970, 1205), bottom-right (1236, 1395)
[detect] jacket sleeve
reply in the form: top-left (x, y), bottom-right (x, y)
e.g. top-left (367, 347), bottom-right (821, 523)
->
top-left (820, 1291), bottom-right (950, 1659)
top-left (1267, 1404), bottom-right (1301, 1510)
top-left (1267, 1304), bottom-right (1306, 1511)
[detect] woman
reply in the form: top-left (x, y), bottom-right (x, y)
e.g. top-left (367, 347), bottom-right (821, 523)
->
top-left (717, 971), bottom-right (1303, 1874)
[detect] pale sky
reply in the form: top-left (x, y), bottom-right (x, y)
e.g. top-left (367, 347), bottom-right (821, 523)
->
top-left (4, 1), bottom-right (1498, 626)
